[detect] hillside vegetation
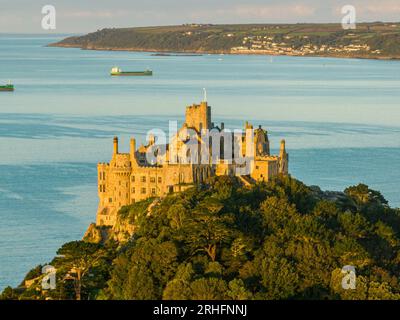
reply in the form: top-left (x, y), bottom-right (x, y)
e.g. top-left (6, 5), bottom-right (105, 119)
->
top-left (3, 175), bottom-right (400, 300)
top-left (51, 23), bottom-right (400, 59)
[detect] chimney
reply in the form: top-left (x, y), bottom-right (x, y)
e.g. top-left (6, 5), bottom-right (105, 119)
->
top-left (113, 136), bottom-right (118, 155)
top-left (130, 138), bottom-right (136, 160)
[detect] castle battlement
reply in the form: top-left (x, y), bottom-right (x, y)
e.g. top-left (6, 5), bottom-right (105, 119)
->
top-left (95, 100), bottom-right (288, 227)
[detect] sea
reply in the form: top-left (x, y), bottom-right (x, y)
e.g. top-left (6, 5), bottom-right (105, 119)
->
top-left (0, 34), bottom-right (399, 291)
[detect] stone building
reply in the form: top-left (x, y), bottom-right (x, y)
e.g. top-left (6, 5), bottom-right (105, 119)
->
top-left (96, 100), bottom-right (288, 226)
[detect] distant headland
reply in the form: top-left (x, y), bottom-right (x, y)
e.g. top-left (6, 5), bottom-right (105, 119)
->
top-left (49, 23), bottom-right (400, 60)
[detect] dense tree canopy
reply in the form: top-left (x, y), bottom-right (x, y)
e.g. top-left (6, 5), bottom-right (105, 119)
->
top-left (3, 175), bottom-right (400, 300)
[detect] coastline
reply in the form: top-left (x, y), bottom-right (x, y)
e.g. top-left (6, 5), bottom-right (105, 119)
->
top-left (48, 43), bottom-right (400, 61)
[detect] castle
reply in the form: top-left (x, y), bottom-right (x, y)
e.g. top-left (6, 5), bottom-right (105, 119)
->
top-left (96, 100), bottom-right (288, 226)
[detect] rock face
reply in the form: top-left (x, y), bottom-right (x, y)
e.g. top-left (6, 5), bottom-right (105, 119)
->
top-left (83, 198), bottom-right (157, 244)
top-left (83, 221), bottom-right (133, 244)
top-left (108, 214), bottom-right (136, 243)
top-left (83, 223), bottom-right (106, 243)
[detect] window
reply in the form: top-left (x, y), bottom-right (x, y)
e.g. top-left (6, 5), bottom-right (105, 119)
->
top-left (131, 176), bottom-right (135, 182)
top-left (132, 187), bottom-right (135, 194)
top-left (151, 188), bottom-right (156, 195)
top-left (141, 188), bottom-right (146, 194)
top-left (141, 176), bottom-right (146, 183)
top-left (256, 166), bottom-right (259, 170)
top-left (109, 198), bottom-right (112, 203)
top-left (158, 177), bottom-right (162, 183)
top-left (150, 177), bottom-right (156, 183)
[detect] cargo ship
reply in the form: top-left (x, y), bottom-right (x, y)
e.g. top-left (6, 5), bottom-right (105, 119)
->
top-left (0, 83), bottom-right (14, 92)
top-left (110, 67), bottom-right (152, 76)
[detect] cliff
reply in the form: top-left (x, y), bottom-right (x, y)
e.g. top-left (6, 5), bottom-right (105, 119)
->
top-left (83, 198), bottom-right (156, 244)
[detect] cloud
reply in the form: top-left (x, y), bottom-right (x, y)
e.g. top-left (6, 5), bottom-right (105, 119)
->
top-left (332, 1), bottom-right (400, 18)
top-left (364, 2), bottom-right (400, 14)
top-left (229, 4), bottom-right (317, 19)
top-left (62, 11), bottom-right (128, 19)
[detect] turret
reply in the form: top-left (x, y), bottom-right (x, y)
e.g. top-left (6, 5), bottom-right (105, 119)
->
top-left (280, 139), bottom-right (286, 153)
top-left (113, 136), bottom-right (118, 155)
top-left (279, 139), bottom-right (288, 174)
top-left (254, 125), bottom-right (270, 157)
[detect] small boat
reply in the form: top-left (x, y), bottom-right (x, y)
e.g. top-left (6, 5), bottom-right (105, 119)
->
top-left (0, 82), bottom-right (14, 92)
top-left (110, 67), bottom-right (152, 76)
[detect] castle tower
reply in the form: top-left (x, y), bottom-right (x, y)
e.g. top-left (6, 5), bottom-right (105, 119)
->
top-left (279, 139), bottom-right (289, 174)
top-left (254, 125), bottom-right (270, 157)
top-left (185, 101), bottom-right (212, 132)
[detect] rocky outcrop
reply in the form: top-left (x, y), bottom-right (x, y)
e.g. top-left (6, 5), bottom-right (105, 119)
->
top-left (83, 223), bottom-right (111, 244)
top-left (83, 198), bottom-right (159, 244)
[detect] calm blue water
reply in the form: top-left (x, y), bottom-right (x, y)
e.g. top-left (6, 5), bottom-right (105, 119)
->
top-left (0, 34), bottom-right (399, 290)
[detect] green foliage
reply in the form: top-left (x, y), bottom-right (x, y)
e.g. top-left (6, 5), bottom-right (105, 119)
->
top-left (101, 176), bottom-right (400, 300)
top-left (6, 175), bottom-right (400, 300)
top-left (0, 287), bottom-right (16, 300)
top-left (119, 197), bottom-right (154, 224)
top-left (345, 183), bottom-right (388, 209)
top-left (190, 278), bottom-right (228, 300)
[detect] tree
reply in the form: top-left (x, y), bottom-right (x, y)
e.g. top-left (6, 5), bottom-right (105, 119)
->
top-left (257, 256), bottom-right (299, 299)
top-left (182, 213), bottom-right (233, 261)
top-left (190, 278), bottom-right (228, 300)
top-left (0, 287), bottom-right (16, 300)
top-left (226, 279), bottom-right (252, 300)
top-left (345, 184), bottom-right (388, 209)
top-left (54, 241), bottom-right (111, 300)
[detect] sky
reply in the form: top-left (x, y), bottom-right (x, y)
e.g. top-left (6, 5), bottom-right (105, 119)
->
top-left (1, 0), bottom-right (400, 33)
